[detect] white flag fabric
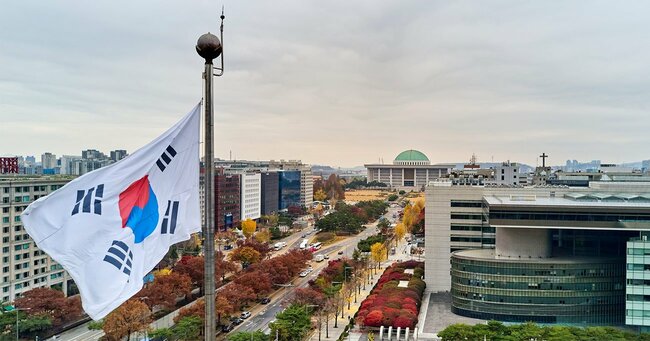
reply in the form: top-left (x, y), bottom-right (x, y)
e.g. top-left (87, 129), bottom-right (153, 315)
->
top-left (21, 103), bottom-right (202, 320)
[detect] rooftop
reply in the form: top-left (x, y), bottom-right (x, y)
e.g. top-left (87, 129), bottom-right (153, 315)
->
top-left (394, 149), bottom-right (429, 162)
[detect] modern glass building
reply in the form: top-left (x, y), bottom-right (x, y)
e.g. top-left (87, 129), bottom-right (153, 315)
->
top-left (426, 181), bottom-right (650, 329)
top-left (279, 170), bottom-right (301, 210)
top-left (451, 249), bottom-right (625, 325)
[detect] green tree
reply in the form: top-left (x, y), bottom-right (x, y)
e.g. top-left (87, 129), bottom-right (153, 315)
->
top-left (437, 324), bottom-right (475, 341)
top-left (228, 331), bottom-right (269, 341)
top-left (387, 194), bottom-right (398, 201)
top-left (270, 305), bottom-right (312, 341)
top-left (173, 316), bottom-right (202, 340)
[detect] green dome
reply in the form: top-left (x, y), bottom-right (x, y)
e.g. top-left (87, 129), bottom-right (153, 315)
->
top-left (394, 150), bottom-right (429, 162)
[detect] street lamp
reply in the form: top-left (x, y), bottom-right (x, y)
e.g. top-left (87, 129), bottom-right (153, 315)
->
top-left (14, 307), bottom-right (30, 341)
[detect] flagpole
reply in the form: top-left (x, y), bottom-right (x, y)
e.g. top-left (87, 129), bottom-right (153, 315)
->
top-left (196, 30), bottom-right (222, 340)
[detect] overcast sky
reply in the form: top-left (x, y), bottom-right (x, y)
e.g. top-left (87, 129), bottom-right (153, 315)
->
top-left (2, 1), bottom-right (650, 168)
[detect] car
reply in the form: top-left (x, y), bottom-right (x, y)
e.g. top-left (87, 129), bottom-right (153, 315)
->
top-left (240, 311), bottom-right (251, 319)
top-left (324, 254), bottom-right (330, 259)
top-left (301, 234), bottom-right (307, 238)
top-left (338, 250), bottom-right (344, 255)
top-left (300, 271), bottom-right (308, 277)
top-left (230, 317), bottom-right (243, 325)
top-left (221, 323), bottom-right (234, 332)
top-left (260, 297), bottom-right (271, 304)
top-left (223, 244), bottom-right (233, 250)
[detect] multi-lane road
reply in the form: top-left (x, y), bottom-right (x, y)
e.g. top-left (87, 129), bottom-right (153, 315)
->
top-left (226, 205), bottom-right (401, 338)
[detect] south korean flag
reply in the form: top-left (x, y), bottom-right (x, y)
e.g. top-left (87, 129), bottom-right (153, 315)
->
top-left (21, 103), bottom-right (202, 320)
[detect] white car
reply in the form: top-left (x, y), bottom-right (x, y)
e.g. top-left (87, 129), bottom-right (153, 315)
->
top-left (300, 271), bottom-right (308, 277)
top-left (240, 311), bottom-right (251, 319)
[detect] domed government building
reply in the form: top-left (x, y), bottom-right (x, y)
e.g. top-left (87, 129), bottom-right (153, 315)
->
top-left (364, 149), bottom-right (454, 190)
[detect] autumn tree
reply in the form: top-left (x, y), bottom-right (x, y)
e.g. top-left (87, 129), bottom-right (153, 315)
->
top-left (234, 270), bottom-right (273, 297)
top-left (370, 242), bottom-right (387, 270)
top-left (254, 229), bottom-right (270, 243)
top-left (175, 298), bottom-right (205, 324)
top-left (395, 223), bottom-right (407, 247)
top-left (174, 255), bottom-right (205, 293)
top-left (229, 246), bottom-right (261, 267)
top-left (103, 299), bottom-right (151, 341)
top-left (237, 238), bottom-right (271, 259)
top-left (314, 189), bottom-right (327, 202)
top-left (215, 294), bottom-right (235, 324)
top-left (220, 283), bottom-right (256, 311)
top-left (290, 288), bottom-right (325, 307)
top-left (241, 219), bottom-right (257, 239)
top-left (137, 271), bottom-right (192, 311)
top-left (216, 251), bottom-right (238, 283)
top-left (15, 287), bottom-right (82, 326)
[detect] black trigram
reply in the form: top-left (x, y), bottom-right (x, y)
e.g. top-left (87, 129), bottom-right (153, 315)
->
top-left (103, 240), bottom-right (133, 276)
top-left (71, 184), bottom-right (104, 216)
top-left (161, 200), bottom-right (179, 234)
top-left (156, 145), bottom-right (177, 172)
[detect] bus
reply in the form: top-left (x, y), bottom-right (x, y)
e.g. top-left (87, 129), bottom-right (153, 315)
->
top-left (311, 242), bottom-right (322, 250)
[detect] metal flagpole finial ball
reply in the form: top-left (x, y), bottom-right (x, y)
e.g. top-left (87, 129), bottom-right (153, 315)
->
top-left (196, 32), bottom-right (222, 64)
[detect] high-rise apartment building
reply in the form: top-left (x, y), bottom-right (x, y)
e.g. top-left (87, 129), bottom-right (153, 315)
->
top-left (1, 176), bottom-right (73, 303)
top-left (41, 153), bottom-right (57, 170)
top-left (110, 150), bottom-right (128, 162)
top-left (240, 173), bottom-right (261, 221)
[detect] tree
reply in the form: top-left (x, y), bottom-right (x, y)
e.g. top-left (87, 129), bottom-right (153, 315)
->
top-left (241, 219), bottom-right (257, 239)
top-left (229, 246), bottom-right (261, 267)
top-left (314, 189), bottom-right (327, 202)
top-left (370, 242), bottom-right (387, 269)
top-left (174, 255), bottom-right (205, 294)
top-left (215, 295), bottom-right (235, 324)
top-left (234, 271), bottom-right (273, 296)
top-left (150, 316), bottom-right (202, 340)
top-left (103, 299), bottom-right (151, 341)
top-left (175, 298), bottom-right (205, 324)
top-left (387, 194), bottom-right (398, 201)
top-left (270, 305), bottom-right (312, 341)
top-left (216, 251), bottom-right (238, 283)
top-left (228, 331), bottom-right (269, 341)
top-left (290, 288), bottom-right (325, 307)
top-left (395, 223), bottom-right (407, 246)
top-left (137, 271), bottom-right (192, 311)
top-left (254, 229), bottom-right (271, 243)
top-left (220, 284), bottom-right (256, 311)
top-left (15, 287), bottom-right (82, 326)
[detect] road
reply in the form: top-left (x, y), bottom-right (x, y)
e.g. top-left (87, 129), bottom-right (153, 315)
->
top-left (225, 205), bottom-right (401, 338)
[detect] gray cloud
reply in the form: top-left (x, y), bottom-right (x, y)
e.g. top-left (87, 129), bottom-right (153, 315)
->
top-left (1, 1), bottom-right (650, 167)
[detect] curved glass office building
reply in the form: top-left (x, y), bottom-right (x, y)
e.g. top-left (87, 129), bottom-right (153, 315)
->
top-left (450, 249), bottom-right (625, 325)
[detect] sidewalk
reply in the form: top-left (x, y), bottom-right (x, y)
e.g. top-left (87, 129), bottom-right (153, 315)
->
top-left (310, 239), bottom-right (410, 341)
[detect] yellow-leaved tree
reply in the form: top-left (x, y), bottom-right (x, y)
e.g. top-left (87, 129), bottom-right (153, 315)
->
top-left (314, 189), bottom-right (328, 202)
top-left (395, 223), bottom-right (407, 247)
top-left (241, 218), bottom-right (257, 239)
top-left (370, 242), bottom-right (387, 270)
top-left (254, 229), bottom-right (270, 243)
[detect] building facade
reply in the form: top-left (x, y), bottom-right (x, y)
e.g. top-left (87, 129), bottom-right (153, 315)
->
top-left (365, 150), bottom-right (453, 190)
top-left (215, 169), bottom-right (240, 231)
top-left (279, 170), bottom-right (301, 210)
top-left (1, 176), bottom-right (73, 303)
top-left (240, 173), bottom-right (261, 221)
top-left (0, 158), bottom-right (18, 174)
top-left (426, 181), bottom-right (650, 327)
top-left (260, 171), bottom-right (279, 215)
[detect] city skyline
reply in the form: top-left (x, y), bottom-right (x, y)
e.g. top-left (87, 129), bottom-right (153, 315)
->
top-left (3, 1), bottom-right (650, 167)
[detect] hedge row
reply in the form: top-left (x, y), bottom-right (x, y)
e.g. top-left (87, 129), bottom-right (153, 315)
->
top-left (356, 261), bottom-right (425, 329)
